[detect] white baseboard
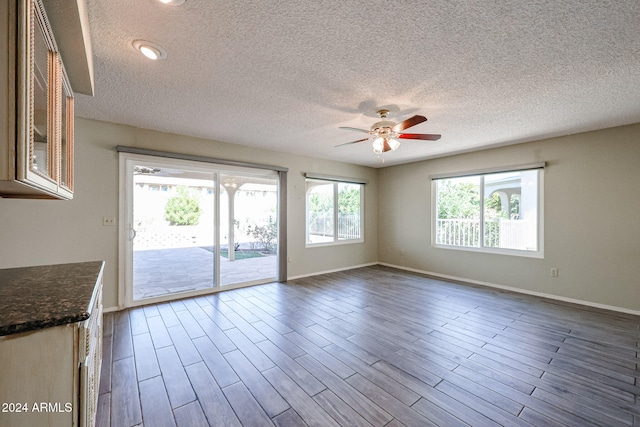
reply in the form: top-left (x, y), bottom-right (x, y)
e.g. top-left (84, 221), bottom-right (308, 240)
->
top-left (102, 306), bottom-right (120, 313)
top-left (378, 262), bottom-right (640, 316)
top-left (287, 262), bottom-right (378, 281)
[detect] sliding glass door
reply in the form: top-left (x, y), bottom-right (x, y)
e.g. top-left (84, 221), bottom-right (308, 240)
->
top-left (219, 173), bottom-right (278, 287)
top-left (121, 153), bottom-right (280, 307)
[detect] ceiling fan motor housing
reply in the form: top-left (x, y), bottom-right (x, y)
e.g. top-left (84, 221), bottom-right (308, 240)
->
top-left (371, 120), bottom-right (396, 134)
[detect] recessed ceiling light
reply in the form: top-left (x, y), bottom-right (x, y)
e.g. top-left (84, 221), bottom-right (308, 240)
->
top-left (132, 40), bottom-right (167, 60)
top-left (158, 0), bottom-right (185, 5)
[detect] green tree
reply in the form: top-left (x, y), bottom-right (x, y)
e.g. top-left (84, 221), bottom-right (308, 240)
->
top-left (510, 194), bottom-right (520, 219)
top-left (165, 186), bottom-right (201, 226)
top-left (437, 180), bottom-right (480, 219)
top-left (308, 184), bottom-right (361, 214)
top-left (309, 190), bottom-right (332, 214)
top-left (484, 192), bottom-right (508, 220)
top-left (338, 185), bottom-right (361, 214)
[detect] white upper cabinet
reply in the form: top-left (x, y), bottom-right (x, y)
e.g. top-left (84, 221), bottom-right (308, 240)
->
top-left (0, 0), bottom-right (91, 199)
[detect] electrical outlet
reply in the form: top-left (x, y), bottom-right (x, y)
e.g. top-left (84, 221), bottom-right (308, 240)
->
top-left (550, 268), bottom-right (558, 277)
top-left (103, 216), bottom-right (116, 226)
top-left (400, 249), bottom-right (406, 255)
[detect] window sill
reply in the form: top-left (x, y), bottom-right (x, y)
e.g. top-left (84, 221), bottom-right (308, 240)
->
top-left (306, 239), bottom-right (364, 249)
top-left (432, 243), bottom-right (544, 259)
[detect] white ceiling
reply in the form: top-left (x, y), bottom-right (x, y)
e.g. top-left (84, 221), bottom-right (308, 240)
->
top-left (74, 0), bottom-right (640, 168)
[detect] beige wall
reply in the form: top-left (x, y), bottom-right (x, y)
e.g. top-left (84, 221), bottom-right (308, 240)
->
top-left (2, 118), bottom-right (638, 312)
top-left (378, 123), bottom-right (640, 312)
top-left (0, 118), bottom-right (378, 309)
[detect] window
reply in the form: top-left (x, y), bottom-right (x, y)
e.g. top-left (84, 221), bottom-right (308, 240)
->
top-left (306, 178), bottom-right (364, 245)
top-left (433, 166), bottom-right (543, 257)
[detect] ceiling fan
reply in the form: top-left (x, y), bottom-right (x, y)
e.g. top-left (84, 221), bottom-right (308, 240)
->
top-left (336, 109), bottom-right (441, 154)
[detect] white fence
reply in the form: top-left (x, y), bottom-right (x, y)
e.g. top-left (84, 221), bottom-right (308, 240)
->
top-left (436, 218), bottom-right (536, 250)
top-left (436, 218), bottom-right (480, 247)
top-left (134, 225), bottom-right (214, 250)
top-left (308, 213), bottom-right (361, 240)
top-left (134, 221), bottom-right (277, 251)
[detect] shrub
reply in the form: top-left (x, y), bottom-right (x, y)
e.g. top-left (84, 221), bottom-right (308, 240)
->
top-left (246, 216), bottom-right (277, 252)
top-left (165, 186), bottom-right (201, 226)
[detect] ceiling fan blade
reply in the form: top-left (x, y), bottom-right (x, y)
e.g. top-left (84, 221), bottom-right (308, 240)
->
top-left (335, 138), bottom-right (371, 147)
top-left (339, 126), bottom-right (371, 134)
top-left (398, 133), bottom-right (441, 141)
top-left (392, 115), bottom-right (427, 132)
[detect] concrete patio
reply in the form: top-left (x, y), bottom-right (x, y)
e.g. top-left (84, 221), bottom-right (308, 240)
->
top-left (133, 246), bottom-right (277, 300)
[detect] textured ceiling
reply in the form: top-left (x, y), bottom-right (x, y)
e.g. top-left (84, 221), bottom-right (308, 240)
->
top-left (74, 0), bottom-right (640, 168)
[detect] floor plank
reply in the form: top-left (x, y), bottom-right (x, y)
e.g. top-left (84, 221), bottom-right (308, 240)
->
top-left (139, 376), bottom-right (176, 427)
top-left (146, 314), bottom-right (174, 349)
top-left (313, 389), bottom-right (374, 427)
top-left (110, 356), bottom-right (142, 427)
top-left (192, 335), bottom-right (239, 387)
top-left (112, 320), bottom-right (134, 361)
top-left (222, 382), bottom-right (275, 427)
top-left (129, 308), bottom-right (150, 336)
top-left (155, 345), bottom-right (196, 409)
top-left (184, 362), bottom-right (241, 427)
top-left (346, 373), bottom-right (437, 427)
top-left (272, 408), bottom-right (308, 427)
top-left (95, 392), bottom-right (110, 427)
top-left (256, 339), bottom-right (326, 396)
top-left (132, 332), bottom-right (161, 381)
top-left (167, 324), bottom-right (203, 366)
top-left (263, 366), bottom-right (340, 427)
top-left (223, 349), bottom-right (290, 417)
top-left (296, 354), bottom-right (393, 426)
top-left (173, 401), bottom-right (209, 427)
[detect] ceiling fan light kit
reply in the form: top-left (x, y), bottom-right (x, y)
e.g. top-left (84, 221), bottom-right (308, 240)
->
top-left (337, 109), bottom-right (441, 155)
top-left (372, 137), bottom-right (400, 154)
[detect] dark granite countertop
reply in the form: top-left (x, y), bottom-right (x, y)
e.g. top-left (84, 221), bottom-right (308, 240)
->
top-left (0, 261), bottom-right (104, 337)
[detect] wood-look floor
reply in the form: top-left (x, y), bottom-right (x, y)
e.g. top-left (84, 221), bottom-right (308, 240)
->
top-left (96, 265), bottom-right (640, 426)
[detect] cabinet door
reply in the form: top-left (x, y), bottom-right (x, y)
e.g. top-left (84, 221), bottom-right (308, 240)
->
top-left (0, 325), bottom-right (77, 427)
top-left (58, 58), bottom-right (74, 198)
top-left (16, 0), bottom-right (58, 194)
top-left (10, 0), bottom-right (74, 199)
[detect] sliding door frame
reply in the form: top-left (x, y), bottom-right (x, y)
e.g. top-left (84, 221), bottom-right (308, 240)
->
top-left (117, 147), bottom-right (288, 309)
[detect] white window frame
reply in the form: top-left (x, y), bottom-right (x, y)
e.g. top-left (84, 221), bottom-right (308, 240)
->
top-left (305, 174), bottom-right (365, 247)
top-left (431, 164), bottom-right (544, 258)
